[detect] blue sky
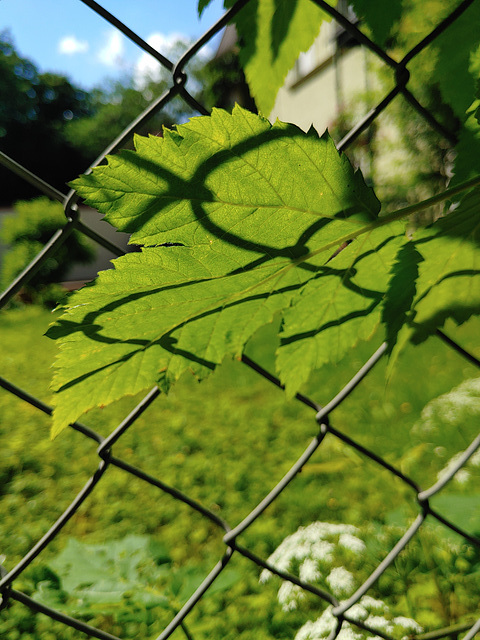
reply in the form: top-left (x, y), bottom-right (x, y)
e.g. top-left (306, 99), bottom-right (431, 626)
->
top-left (1, 0), bottom-right (225, 89)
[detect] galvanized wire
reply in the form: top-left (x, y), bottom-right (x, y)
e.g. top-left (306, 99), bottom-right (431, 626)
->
top-left (0, 1), bottom-right (479, 639)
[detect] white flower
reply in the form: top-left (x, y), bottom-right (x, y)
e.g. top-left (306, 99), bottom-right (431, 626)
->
top-left (309, 540), bottom-right (335, 564)
top-left (293, 591), bottom-right (423, 640)
top-left (359, 596), bottom-right (385, 613)
top-left (295, 607), bottom-right (336, 640)
top-left (326, 566), bottom-right (356, 597)
top-left (470, 449), bottom-right (480, 466)
top-left (414, 377), bottom-right (480, 433)
top-left (454, 469), bottom-right (471, 484)
top-left (294, 595), bottom-right (423, 640)
top-left (278, 581), bottom-right (305, 611)
top-left (265, 524), bottom-right (337, 574)
top-left (299, 558), bottom-right (321, 582)
top-left (259, 568), bottom-right (272, 583)
top-left (393, 616), bottom-right (423, 633)
top-left (437, 449), bottom-right (476, 485)
top-left (346, 603), bottom-right (368, 622)
top-left (339, 533), bottom-right (366, 553)
top-left (295, 607), bottom-right (364, 640)
top-left (365, 615), bottom-right (394, 633)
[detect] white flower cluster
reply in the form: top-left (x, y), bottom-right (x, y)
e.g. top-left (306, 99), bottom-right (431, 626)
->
top-left (295, 595), bottom-right (423, 640)
top-left (415, 377), bottom-right (480, 433)
top-left (261, 522), bottom-right (424, 639)
top-left (436, 446), bottom-right (480, 485)
top-left (259, 522), bottom-right (366, 611)
top-left (411, 376), bottom-right (480, 485)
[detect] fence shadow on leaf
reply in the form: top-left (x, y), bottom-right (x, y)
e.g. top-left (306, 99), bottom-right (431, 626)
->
top-left (48, 106), bottom-right (410, 435)
top-left (47, 106), bottom-right (480, 436)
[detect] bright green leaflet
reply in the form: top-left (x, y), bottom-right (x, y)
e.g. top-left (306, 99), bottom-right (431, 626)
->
top-left (198, 0), bottom-right (329, 115)
top-left (431, 1), bottom-right (480, 185)
top-left (234, 0), bottom-right (330, 115)
top-left (386, 186), bottom-right (480, 374)
top-left (34, 536), bottom-right (169, 612)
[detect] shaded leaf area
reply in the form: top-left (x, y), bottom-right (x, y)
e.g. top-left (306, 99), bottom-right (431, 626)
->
top-left (386, 186), bottom-right (480, 370)
top-left (49, 107), bottom-right (386, 434)
top-left (198, 0), bottom-right (328, 115)
top-left (431, 0), bottom-right (480, 185)
top-left (382, 242), bottom-right (423, 356)
top-left (433, 0), bottom-right (480, 124)
top-left (350, 0), bottom-right (403, 46)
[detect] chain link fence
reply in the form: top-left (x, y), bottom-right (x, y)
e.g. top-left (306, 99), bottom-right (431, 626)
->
top-left (0, 1), bottom-right (479, 639)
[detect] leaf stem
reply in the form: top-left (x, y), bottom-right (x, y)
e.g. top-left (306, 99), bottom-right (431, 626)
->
top-left (379, 173), bottom-right (480, 224)
top-left (297, 173), bottom-right (480, 267)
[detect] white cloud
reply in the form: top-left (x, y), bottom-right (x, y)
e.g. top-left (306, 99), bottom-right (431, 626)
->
top-left (133, 32), bottom-right (189, 88)
top-left (58, 35), bottom-right (89, 56)
top-left (97, 30), bottom-right (125, 67)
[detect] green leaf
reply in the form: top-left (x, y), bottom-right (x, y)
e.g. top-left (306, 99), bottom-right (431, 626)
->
top-left (48, 106), bottom-right (381, 434)
top-left (410, 188), bottom-right (480, 340)
top-left (431, 1), bottom-right (480, 185)
top-left (277, 224), bottom-right (405, 395)
top-left (234, 0), bottom-right (329, 115)
top-left (197, 0), bottom-right (211, 17)
top-left (43, 536), bottom-right (170, 610)
top-left (433, 1), bottom-right (480, 123)
top-left (387, 186), bottom-right (480, 369)
top-left (200, 0), bottom-right (329, 113)
top-left (452, 111), bottom-right (480, 185)
top-left (350, 0), bottom-right (403, 46)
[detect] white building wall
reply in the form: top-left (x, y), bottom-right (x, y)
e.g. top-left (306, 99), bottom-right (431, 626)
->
top-left (269, 21), bottom-right (372, 137)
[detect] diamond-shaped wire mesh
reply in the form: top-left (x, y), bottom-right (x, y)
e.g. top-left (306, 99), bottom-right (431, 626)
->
top-left (0, 1), bottom-right (479, 639)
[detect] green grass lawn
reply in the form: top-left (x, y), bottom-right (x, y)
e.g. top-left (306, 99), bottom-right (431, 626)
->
top-left (0, 305), bottom-right (479, 639)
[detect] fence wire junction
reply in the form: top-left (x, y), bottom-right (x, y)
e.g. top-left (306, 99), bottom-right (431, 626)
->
top-left (0, 1), bottom-right (480, 639)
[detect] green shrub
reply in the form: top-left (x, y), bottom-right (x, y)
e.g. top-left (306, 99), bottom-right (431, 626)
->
top-left (0, 197), bottom-right (95, 307)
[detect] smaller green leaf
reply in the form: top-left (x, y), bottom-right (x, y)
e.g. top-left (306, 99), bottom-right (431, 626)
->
top-left (197, 0), bottom-right (211, 16)
top-left (410, 190), bottom-right (480, 341)
top-left (387, 186), bottom-right (480, 370)
top-left (48, 536), bottom-right (169, 607)
top-left (34, 581), bottom-right (71, 611)
top-left (476, 79), bottom-right (480, 125)
top-left (235, 0), bottom-right (328, 115)
top-left (452, 112), bottom-right (480, 185)
top-left (34, 536), bottom-right (175, 615)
